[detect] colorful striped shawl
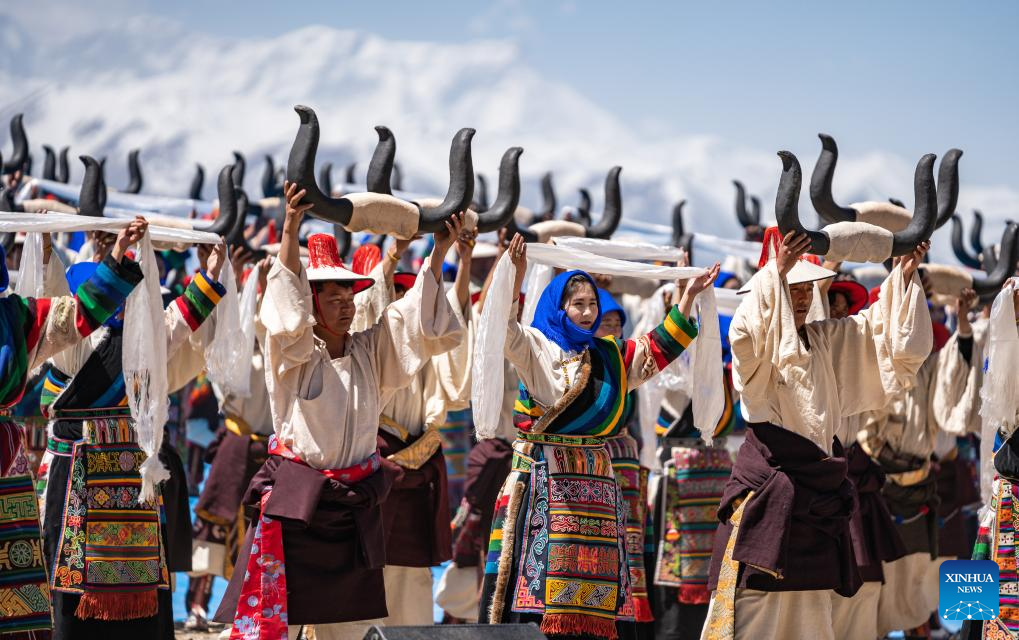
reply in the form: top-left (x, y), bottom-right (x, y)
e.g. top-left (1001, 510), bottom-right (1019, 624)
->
top-left (0, 255), bottom-right (142, 407)
top-left (515, 306), bottom-right (697, 438)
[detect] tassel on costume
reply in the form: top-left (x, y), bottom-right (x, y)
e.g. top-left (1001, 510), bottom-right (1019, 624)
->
top-left (540, 612), bottom-right (619, 640)
top-left (75, 589), bottom-right (158, 621)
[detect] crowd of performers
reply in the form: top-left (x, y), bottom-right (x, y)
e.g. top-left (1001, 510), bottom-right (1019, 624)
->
top-left (0, 109), bottom-right (1017, 640)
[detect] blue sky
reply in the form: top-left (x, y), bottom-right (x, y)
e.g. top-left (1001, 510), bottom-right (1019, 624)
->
top-left (12, 0), bottom-right (1019, 186)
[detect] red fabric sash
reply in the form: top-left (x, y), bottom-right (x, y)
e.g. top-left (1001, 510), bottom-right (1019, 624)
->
top-left (229, 443), bottom-right (381, 639)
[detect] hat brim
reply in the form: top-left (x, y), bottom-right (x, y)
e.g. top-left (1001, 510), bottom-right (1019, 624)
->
top-left (307, 265), bottom-right (374, 294)
top-left (393, 272), bottom-right (417, 291)
top-left (828, 280), bottom-right (869, 314)
top-left (738, 260), bottom-right (837, 295)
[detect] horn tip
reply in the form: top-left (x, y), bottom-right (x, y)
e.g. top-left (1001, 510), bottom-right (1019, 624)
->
top-left (818, 133), bottom-right (836, 148)
top-left (777, 150), bottom-right (797, 169)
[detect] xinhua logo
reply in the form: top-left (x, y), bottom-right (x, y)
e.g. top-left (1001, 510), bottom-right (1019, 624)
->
top-left (939, 559), bottom-right (999, 621)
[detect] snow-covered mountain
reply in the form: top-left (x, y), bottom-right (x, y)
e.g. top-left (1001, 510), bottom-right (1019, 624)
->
top-left (1, 14), bottom-right (1016, 264)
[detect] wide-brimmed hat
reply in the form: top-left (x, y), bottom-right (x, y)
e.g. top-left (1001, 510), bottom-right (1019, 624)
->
top-left (828, 280), bottom-right (869, 315)
top-left (306, 233), bottom-right (373, 293)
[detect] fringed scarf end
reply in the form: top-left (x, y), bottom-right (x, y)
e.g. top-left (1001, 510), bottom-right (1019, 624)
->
top-left (540, 613), bottom-right (618, 640)
top-left (632, 595), bottom-right (655, 622)
top-left (75, 589), bottom-right (158, 621)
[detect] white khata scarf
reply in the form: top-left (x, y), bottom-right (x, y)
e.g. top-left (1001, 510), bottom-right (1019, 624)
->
top-left (0, 211), bottom-right (226, 501)
top-left (472, 240), bottom-right (724, 444)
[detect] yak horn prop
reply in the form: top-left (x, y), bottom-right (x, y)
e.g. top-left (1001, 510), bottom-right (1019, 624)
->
top-left (476, 147), bottom-right (523, 233)
top-left (231, 151), bottom-right (246, 188)
top-left (57, 147), bottom-right (70, 183)
top-left (2, 114), bottom-right (27, 174)
top-left (42, 145), bottom-right (57, 180)
top-left (582, 167), bottom-right (623, 240)
top-left (124, 149), bottom-right (143, 194)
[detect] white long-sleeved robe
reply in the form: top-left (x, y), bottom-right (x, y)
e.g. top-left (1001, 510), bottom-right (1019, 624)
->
top-left (729, 262), bottom-right (933, 454)
top-left (259, 258), bottom-right (462, 470)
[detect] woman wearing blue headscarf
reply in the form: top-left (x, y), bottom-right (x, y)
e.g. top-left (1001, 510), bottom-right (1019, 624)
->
top-left (480, 235), bottom-right (719, 640)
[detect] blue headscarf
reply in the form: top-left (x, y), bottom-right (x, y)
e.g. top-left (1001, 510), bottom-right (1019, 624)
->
top-left (596, 288), bottom-right (626, 327)
top-left (66, 262), bottom-right (124, 329)
top-left (531, 270), bottom-right (601, 353)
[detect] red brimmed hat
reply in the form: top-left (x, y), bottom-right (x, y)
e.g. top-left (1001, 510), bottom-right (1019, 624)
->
top-left (828, 280), bottom-right (869, 315)
top-left (307, 234), bottom-right (374, 293)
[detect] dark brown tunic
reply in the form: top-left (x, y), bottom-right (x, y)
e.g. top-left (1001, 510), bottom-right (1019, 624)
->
top-left (377, 429), bottom-right (452, 567)
top-left (845, 442), bottom-right (908, 582)
top-left (707, 422), bottom-right (862, 596)
top-left (213, 455), bottom-right (396, 625)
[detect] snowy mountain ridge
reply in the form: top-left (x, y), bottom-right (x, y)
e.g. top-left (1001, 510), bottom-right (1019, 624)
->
top-left (0, 14), bottom-right (1016, 262)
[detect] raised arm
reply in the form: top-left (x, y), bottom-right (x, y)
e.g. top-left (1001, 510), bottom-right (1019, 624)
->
top-left (370, 214), bottom-right (469, 393)
top-left (624, 263), bottom-right (718, 391)
top-left (821, 244), bottom-right (933, 416)
top-left (164, 242), bottom-right (227, 359)
top-left (28, 219), bottom-right (148, 369)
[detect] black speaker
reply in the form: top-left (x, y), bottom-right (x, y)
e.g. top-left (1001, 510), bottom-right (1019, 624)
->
top-left (363, 623), bottom-right (546, 640)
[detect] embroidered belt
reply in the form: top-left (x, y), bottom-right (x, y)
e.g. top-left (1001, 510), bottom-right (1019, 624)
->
top-left (46, 437), bottom-right (76, 457)
top-left (386, 428), bottom-right (442, 470)
top-left (378, 415), bottom-right (442, 470)
top-left (379, 415), bottom-right (410, 441)
top-left (49, 406), bottom-right (133, 420)
top-left (886, 462), bottom-right (931, 487)
top-left (267, 434), bottom-right (381, 484)
top-left (225, 415), bottom-right (270, 442)
top-left (516, 431), bottom-right (605, 447)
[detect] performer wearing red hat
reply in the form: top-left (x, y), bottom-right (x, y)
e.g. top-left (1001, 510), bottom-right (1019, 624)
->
top-left (214, 182), bottom-right (468, 640)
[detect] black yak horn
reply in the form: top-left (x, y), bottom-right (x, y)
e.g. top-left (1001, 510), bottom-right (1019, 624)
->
top-left (392, 162), bottom-right (403, 191)
top-left (124, 149), bottom-right (143, 193)
top-left (970, 210), bottom-right (984, 256)
top-left (262, 155), bottom-right (279, 198)
top-left (750, 195), bottom-right (761, 225)
top-left (935, 149), bottom-right (963, 229)
top-left (950, 215), bottom-right (982, 269)
top-left (206, 165), bottom-right (240, 237)
top-left (78, 156), bottom-right (105, 217)
top-left (57, 147), bottom-right (70, 183)
top-left (888, 198), bottom-right (905, 208)
top-left (190, 164), bottom-right (205, 200)
top-left (477, 147), bottom-right (523, 233)
top-left (889, 154), bottom-right (937, 256)
top-left (472, 173), bottom-right (489, 212)
top-left (575, 188), bottom-right (592, 226)
top-left (671, 200), bottom-right (686, 246)
top-left (776, 151), bottom-right (830, 255)
top-left (333, 225), bottom-right (351, 260)
top-left (2, 114), bottom-right (27, 174)
top-left (285, 106), bottom-right (353, 226)
top-left (733, 180), bottom-right (756, 228)
top-left (972, 223), bottom-right (1019, 296)
top-left (539, 172), bottom-right (556, 221)
top-left (231, 151), bottom-right (246, 188)
top-left (584, 166), bottom-right (623, 239)
top-left (344, 162), bottom-right (357, 184)
top-left (318, 162), bottom-right (333, 197)
top-left (366, 126), bottom-right (395, 195)
top-left (414, 128), bottom-right (475, 232)
top-left (97, 158), bottom-right (107, 211)
top-left (42, 145), bottom-right (56, 180)
top-left (809, 133), bottom-right (857, 224)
